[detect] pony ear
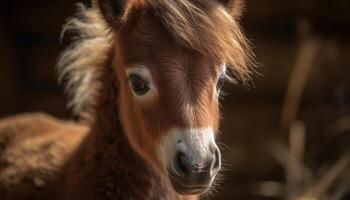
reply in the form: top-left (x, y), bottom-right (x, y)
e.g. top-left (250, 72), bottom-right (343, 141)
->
top-left (219, 0), bottom-right (245, 19)
top-left (93, 0), bottom-right (133, 28)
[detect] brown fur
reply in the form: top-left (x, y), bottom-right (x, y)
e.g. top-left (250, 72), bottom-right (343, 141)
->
top-left (0, 0), bottom-right (254, 199)
top-left (0, 113), bottom-right (87, 199)
top-left (115, 10), bottom-right (222, 169)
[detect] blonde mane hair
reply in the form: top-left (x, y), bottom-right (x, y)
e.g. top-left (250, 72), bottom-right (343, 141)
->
top-left (57, 4), bottom-right (110, 121)
top-left (57, 1), bottom-right (255, 121)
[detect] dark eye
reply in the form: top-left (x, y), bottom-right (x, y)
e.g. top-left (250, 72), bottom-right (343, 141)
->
top-left (216, 74), bottom-right (225, 92)
top-left (129, 74), bottom-right (150, 95)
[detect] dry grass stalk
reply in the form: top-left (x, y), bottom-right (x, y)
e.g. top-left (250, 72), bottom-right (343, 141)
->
top-left (287, 121), bottom-right (307, 199)
top-left (281, 37), bottom-right (321, 129)
top-left (295, 153), bottom-right (350, 200)
top-left (268, 122), bottom-right (349, 200)
top-left (268, 121), bottom-right (312, 199)
top-left (280, 20), bottom-right (322, 129)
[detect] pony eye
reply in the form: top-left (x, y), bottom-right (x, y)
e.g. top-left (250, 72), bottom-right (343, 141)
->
top-left (216, 74), bottom-right (225, 92)
top-left (129, 74), bottom-right (150, 95)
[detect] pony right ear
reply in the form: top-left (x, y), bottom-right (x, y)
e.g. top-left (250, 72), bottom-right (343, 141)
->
top-left (93, 0), bottom-right (129, 28)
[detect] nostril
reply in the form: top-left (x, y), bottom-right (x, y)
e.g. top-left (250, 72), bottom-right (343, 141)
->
top-left (174, 151), bottom-right (191, 176)
top-left (212, 148), bottom-right (221, 173)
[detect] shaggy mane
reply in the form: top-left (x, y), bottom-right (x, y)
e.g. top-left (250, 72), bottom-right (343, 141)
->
top-left (57, 1), bottom-right (255, 121)
top-left (147, 0), bottom-right (255, 82)
top-left (57, 4), bottom-right (110, 122)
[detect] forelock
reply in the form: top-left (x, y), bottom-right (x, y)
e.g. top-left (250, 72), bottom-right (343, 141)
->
top-left (146, 0), bottom-right (256, 83)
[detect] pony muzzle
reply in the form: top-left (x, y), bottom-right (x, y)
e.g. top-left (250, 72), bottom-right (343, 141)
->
top-left (159, 128), bottom-right (221, 195)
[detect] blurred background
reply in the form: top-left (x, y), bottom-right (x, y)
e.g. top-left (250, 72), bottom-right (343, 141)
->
top-left (0, 0), bottom-right (349, 199)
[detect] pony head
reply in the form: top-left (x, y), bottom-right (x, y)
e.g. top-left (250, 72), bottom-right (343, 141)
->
top-left (59, 0), bottom-right (254, 195)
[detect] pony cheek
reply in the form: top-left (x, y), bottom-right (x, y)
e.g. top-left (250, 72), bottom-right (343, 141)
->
top-left (118, 90), bottom-right (144, 153)
top-left (137, 112), bottom-right (166, 170)
top-left (119, 95), bottom-right (163, 170)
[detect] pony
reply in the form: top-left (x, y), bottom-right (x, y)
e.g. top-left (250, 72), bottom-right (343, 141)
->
top-left (0, 0), bottom-right (254, 199)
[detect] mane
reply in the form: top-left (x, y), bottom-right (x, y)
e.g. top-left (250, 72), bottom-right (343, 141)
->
top-left (57, 4), bottom-right (111, 122)
top-left (147, 0), bottom-right (255, 82)
top-left (57, 1), bottom-right (255, 121)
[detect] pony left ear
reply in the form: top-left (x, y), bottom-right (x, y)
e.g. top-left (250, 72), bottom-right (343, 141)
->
top-left (219, 0), bottom-right (245, 19)
top-left (93, 0), bottom-right (144, 28)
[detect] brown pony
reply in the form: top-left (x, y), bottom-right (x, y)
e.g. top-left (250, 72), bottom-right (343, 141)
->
top-left (0, 0), bottom-right (254, 199)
